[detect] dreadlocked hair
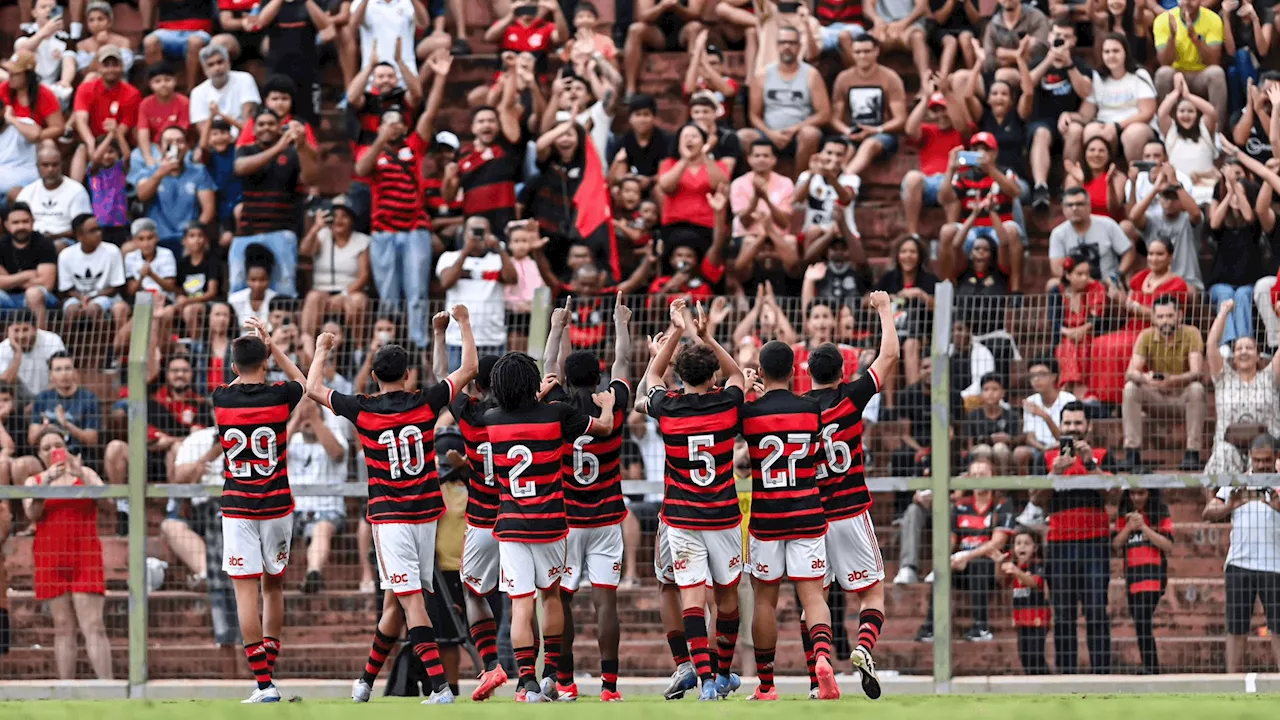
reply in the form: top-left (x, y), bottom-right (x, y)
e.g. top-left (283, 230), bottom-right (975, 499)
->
top-left (492, 352), bottom-right (541, 411)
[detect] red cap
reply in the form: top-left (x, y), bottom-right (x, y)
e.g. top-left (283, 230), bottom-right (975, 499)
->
top-left (969, 132), bottom-right (998, 151)
top-left (927, 92), bottom-right (947, 109)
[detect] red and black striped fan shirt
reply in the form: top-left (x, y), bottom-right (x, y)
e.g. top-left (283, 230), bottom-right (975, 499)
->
top-left (1012, 562), bottom-right (1051, 628)
top-left (646, 385), bottom-right (743, 532)
top-left (741, 389), bottom-right (827, 541)
top-left (328, 381), bottom-right (456, 524)
top-left (451, 392), bottom-right (500, 528)
top-left (213, 381), bottom-right (306, 520)
top-left (370, 133), bottom-right (431, 233)
top-left (482, 401), bottom-right (598, 543)
top-left (234, 144), bottom-right (300, 234)
top-left (953, 500), bottom-right (1015, 552)
top-left (1117, 506), bottom-right (1172, 595)
top-left (546, 380), bottom-right (630, 529)
top-left (458, 137), bottom-right (519, 231)
top-left (805, 369), bottom-right (881, 521)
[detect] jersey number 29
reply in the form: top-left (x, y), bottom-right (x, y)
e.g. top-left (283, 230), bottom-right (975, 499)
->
top-left (223, 427), bottom-right (278, 477)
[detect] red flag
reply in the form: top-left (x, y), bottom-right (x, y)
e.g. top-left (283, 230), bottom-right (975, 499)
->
top-left (574, 137), bottom-right (621, 281)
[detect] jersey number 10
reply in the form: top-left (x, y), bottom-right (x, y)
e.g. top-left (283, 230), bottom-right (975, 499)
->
top-left (378, 426), bottom-right (427, 479)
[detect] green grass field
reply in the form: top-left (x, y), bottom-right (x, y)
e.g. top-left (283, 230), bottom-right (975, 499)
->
top-left (3, 695), bottom-right (1280, 720)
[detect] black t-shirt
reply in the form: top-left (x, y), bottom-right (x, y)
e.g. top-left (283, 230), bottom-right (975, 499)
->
top-left (955, 268), bottom-right (1010, 337)
top-left (1032, 59), bottom-right (1090, 124)
top-left (267, 0), bottom-right (319, 68)
top-left (177, 253), bottom-right (217, 298)
top-left (872, 267), bottom-right (938, 296)
top-left (612, 127), bottom-right (672, 178)
top-left (815, 262), bottom-right (870, 306)
top-left (710, 127), bottom-right (744, 178)
top-left (930, 0), bottom-right (973, 31)
top-left (980, 108), bottom-right (1028, 179)
top-left (1229, 108), bottom-right (1273, 164)
top-left (1210, 183), bottom-right (1265, 287)
top-left (965, 406), bottom-right (1021, 444)
top-left (235, 144), bottom-right (301, 233)
top-left (0, 233), bottom-right (56, 274)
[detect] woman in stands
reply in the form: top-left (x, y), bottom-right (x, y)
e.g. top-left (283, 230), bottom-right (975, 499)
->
top-left (1064, 137), bottom-right (1127, 222)
top-left (1205, 298), bottom-right (1280, 473)
top-left (1157, 72), bottom-right (1220, 205)
top-left (191, 302), bottom-right (237, 395)
top-left (1092, 1), bottom-right (1148, 64)
top-left (656, 123), bottom-right (728, 258)
top-left (872, 235), bottom-right (936, 404)
top-left (1081, 33), bottom-right (1155, 163)
top-left (1113, 488), bottom-right (1173, 674)
top-left (1055, 254), bottom-right (1106, 399)
top-left (789, 300), bottom-right (860, 395)
top-left (22, 428), bottom-right (113, 680)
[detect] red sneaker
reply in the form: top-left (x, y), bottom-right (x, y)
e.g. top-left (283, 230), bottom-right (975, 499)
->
top-left (815, 656), bottom-right (841, 700)
top-left (749, 686), bottom-right (779, 701)
top-left (472, 665), bottom-right (509, 702)
top-left (514, 688), bottom-right (526, 702)
top-left (600, 689), bottom-right (624, 702)
top-left (555, 682), bottom-right (579, 701)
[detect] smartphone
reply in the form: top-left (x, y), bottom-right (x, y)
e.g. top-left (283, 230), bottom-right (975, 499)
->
top-left (778, 1), bottom-right (801, 12)
top-left (958, 151), bottom-right (981, 166)
top-left (1151, 372), bottom-right (1165, 381)
top-left (1052, 36), bottom-right (1065, 47)
top-left (471, 226), bottom-right (485, 239)
top-left (1133, 161), bottom-right (1156, 172)
top-left (51, 447), bottom-right (67, 466)
top-left (167, 144), bottom-right (179, 161)
top-left (1109, 270), bottom-right (1124, 288)
top-left (51, 4), bottom-right (63, 18)
top-left (1059, 435), bottom-right (1074, 456)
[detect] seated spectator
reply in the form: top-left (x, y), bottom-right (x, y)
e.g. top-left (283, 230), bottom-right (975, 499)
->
top-left (742, 26), bottom-right (831, 174)
top-left (688, 91), bottom-right (743, 175)
top-left (1124, 139), bottom-right (1196, 207)
top-left (1129, 164), bottom-right (1204, 290)
top-left (1083, 33), bottom-right (1157, 163)
top-left (785, 300), bottom-right (856, 394)
top-left (502, 224), bottom-right (546, 341)
top-left (1048, 185), bottom-right (1134, 293)
top-left (191, 302), bottom-right (237, 395)
top-left (0, 50), bottom-right (65, 143)
top-left (1153, 0), bottom-right (1228, 125)
top-left (682, 31), bottom-right (740, 126)
top-left (236, 76), bottom-right (321, 150)
top-left (190, 45), bottom-right (262, 143)
top-left (0, 202), bottom-right (59, 329)
top-left (76, 3), bottom-right (135, 77)
top-left (143, 0), bottom-right (215, 90)
top-left (1055, 254), bottom-right (1106, 398)
top-left (227, 250), bottom-right (277, 327)
top-left (977, 0), bottom-right (1049, 86)
top-left (609, 94), bottom-right (670, 196)
top-left (121, 219), bottom-right (179, 360)
top-left (1012, 357), bottom-right (1076, 476)
top-left (17, 146), bottom-right (92, 246)
top-left (70, 45), bottom-right (140, 183)
top-left (174, 224), bottom-right (219, 340)
top-left (1231, 71), bottom-right (1277, 166)
top-left (831, 34), bottom-right (906, 180)
top-left (873, 235), bottom-right (935, 400)
top-left (657, 123), bottom-right (729, 255)
top-left (0, 103), bottom-right (41, 199)
top-left (901, 75), bottom-right (967, 240)
top-left (561, 3), bottom-right (618, 68)
top-left (866, 0), bottom-right (932, 81)
top-left (1204, 299), bottom-right (1280, 473)
top-left (287, 399), bottom-right (350, 594)
top-left (730, 140), bottom-right (795, 240)
top-left (85, 128), bottom-right (130, 247)
top-left (1122, 295), bottom-right (1206, 470)
top-left (965, 374), bottom-right (1020, 473)
top-left (1207, 159), bottom-right (1271, 352)
top-left (794, 135), bottom-right (859, 242)
top-left (938, 134), bottom-right (1025, 292)
top-left (300, 198), bottom-right (370, 346)
top-left (1025, 19), bottom-right (1092, 208)
top-left (14, 0), bottom-right (76, 105)
top-left (437, 216), bottom-right (517, 369)
top-left (891, 354), bottom-right (952, 476)
top-left (352, 313), bottom-right (420, 394)
top-left (136, 126), bottom-right (215, 256)
top-left (1064, 138), bottom-right (1126, 223)
top-left (800, 231), bottom-right (871, 310)
top-left (623, 0), bottom-right (706, 98)
top-left (57, 215), bottom-right (127, 351)
top-left (0, 309), bottom-right (67, 404)
top-left (19, 351), bottom-right (101, 490)
top-left (729, 221), bottom-right (803, 299)
top-left (136, 65), bottom-right (190, 168)
top-left (22, 429), bottom-right (113, 680)
top-left (1157, 72), bottom-right (1220, 206)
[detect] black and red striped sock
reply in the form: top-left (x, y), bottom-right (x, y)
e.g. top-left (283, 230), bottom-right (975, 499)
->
top-left (754, 647), bottom-right (776, 692)
top-left (408, 625), bottom-right (448, 693)
top-left (556, 648), bottom-right (575, 685)
top-left (600, 658), bottom-right (619, 692)
top-left (541, 634), bottom-right (562, 680)
top-left (809, 623), bottom-right (834, 663)
top-left (469, 619), bottom-right (499, 671)
top-left (359, 629), bottom-right (396, 686)
top-left (244, 641), bottom-right (272, 690)
top-left (681, 608), bottom-right (714, 681)
top-left (858, 609), bottom-right (885, 652)
top-left (799, 620), bottom-right (818, 690)
top-left (514, 645), bottom-right (539, 692)
top-left (262, 636), bottom-right (280, 677)
top-left (715, 608), bottom-right (740, 677)
top-left (667, 630), bottom-right (690, 667)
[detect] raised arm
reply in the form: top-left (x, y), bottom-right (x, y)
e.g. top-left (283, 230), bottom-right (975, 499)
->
top-left (431, 311), bottom-right (449, 382)
top-left (307, 332), bottom-right (336, 406)
top-left (247, 317), bottom-right (306, 384)
top-left (694, 301), bottom-right (744, 391)
top-left (866, 290), bottom-right (900, 384)
top-left (1207, 299), bottom-right (1230, 379)
top-left (544, 300), bottom-right (571, 378)
top-left (445, 304), bottom-right (479, 390)
top-left (611, 292), bottom-right (632, 385)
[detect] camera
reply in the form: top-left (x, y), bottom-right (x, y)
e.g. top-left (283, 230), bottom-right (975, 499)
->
top-left (1152, 372), bottom-right (1165, 381)
top-left (1134, 161), bottom-right (1156, 172)
top-left (1052, 37), bottom-right (1065, 47)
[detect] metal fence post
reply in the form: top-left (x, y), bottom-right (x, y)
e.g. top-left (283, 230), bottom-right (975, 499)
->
top-left (528, 286), bottom-right (553, 373)
top-left (928, 281), bottom-right (954, 694)
top-left (127, 295), bottom-right (153, 698)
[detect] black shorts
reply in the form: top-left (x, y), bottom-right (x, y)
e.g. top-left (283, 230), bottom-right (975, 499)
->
top-left (102, 225), bottom-right (129, 247)
top-left (425, 570), bottom-right (466, 647)
top-left (655, 12), bottom-right (684, 50)
top-left (1026, 119), bottom-right (1062, 150)
top-left (1225, 564), bottom-right (1280, 635)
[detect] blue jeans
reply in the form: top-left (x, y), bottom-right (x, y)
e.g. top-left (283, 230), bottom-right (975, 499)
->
top-left (0, 286), bottom-right (57, 309)
top-left (370, 229), bottom-right (433, 349)
top-left (149, 28), bottom-right (211, 58)
top-left (1210, 283), bottom-right (1255, 345)
top-left (447, 343), bottom-right (506, 373)
top-left (229, 230), bottom-right (298, 297)
top-left (1045, 538), bottom-right (1112, 673)
top-left (1227, 48), bottom-right (1259, 118)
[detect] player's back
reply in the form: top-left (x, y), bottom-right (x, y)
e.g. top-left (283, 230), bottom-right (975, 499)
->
top-left (451, 392), bottom-right (500, 529)
top-left (805, 370), bottom-right (881, 521)
top-left (740, 389), bottom-right (827, 540)
top-left (646, 384), bottom-right (743, 532)
top-left (212, 381), bottom-right (305, 521)
top-left (546, 380), bottom-right (630, 528)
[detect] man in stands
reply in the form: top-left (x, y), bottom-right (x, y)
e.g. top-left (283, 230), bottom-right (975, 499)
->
top-left (690, 93), bottom-right (742, 176)
top-left (56, 215), bottom-right (127, 348)
top-left (1154, 0), bottom-right (1228, 125)
top-left (29, 351), bottom-right (100, 464)
top-left (0, 203), bottom-right (59, 329)
top-left (830, 34), bottom-right (907, 181)
top-left (1122, 296), bottom-right (1207, 471)
top-left (623, 0), bottom-right (707, 98)
top-left (143, 0), bottom-right (214, 90)
top-left (137, 126), bottom-right (216, 256)
top-left (0, 310), bottom-right (66, 406)
top-left (70, 44), bottom-right (140, 181)
top-left (1012, 357), bottom-right (1075, 476)
top-left (866, 0), bottom-right (931, 82)
top-left (683, 32), bottom-right (740, 126)
top-left (17, 147), bottom-right (91, 247)
top-left (284, 399), bottom-right (350, 594)
top-left (1128, 165), bottom-right (1204, 291)
top-left (436, 216), bottom-right (518, 369)
top-left (344, 43), bottom-right (424, 229)
top-left (1049, 186), bottom-right (1134, 289)
top-left (743, 26), bottom-right (831, 175)
top-left (457, 86), bottom-right (524, 237)
top-left (731, 141), bottom-right (794, 241)
top-left (1025, 19), bottom-right (1092, 210)
top-left (901, 75), bottom-right (966, 241)
top-left (980, 0), bottom-right (1049, 85)
top-left (190, 45), bottom-right (262, 145)
top-left (938, 133), bottom-right (1025, 292)
top-left (609, 94), bottom-right (670, 193)
top-left (252, 0), bottom-right (333, 125)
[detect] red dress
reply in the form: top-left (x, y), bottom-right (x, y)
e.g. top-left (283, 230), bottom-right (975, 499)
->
top-left (1082, 173), bottom-right (1120, 220)
top-left (33, 479), bottom-right (105, 600)
top-left (1055, 280), bottom-right (1106, 389)
top-left (1090, 270), bottom-right (1191, 403)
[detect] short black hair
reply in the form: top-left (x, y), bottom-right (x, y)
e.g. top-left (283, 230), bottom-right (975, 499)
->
top-left (979, 372), bottom-right (1004, 389)
top-left (71, 213), bottom-right (97, 235)
top-left (627, 93), bottom-right (657, 113)
top-left (758, 340), bottom-right (794, 383)
top-left (210, 118), bottom-right (233, 133)
top-left (688, 95), bottom-right (717, 111)
top-left (231, 335), bottom-right (270, 372)
top-left (5, 308), bottom-right (35, 327)
top-left (492, 352), bottom-right (541, 411)
top-left (1152, 295), bottom-right (1179, 312)
top-left (1250, 433), bottom-right (1278, 452)
top-left (147, 63), bottom-right (176, 80)
top-left (262, 74), bottom-right (297, 100)
top-left (245, 244), bottom-right (276, 274)
top-left (476, 354), bottom-right (500, 392)
top-left (821, 135), bottom-right (851, 153)
top-left (851, 33), bottom-right (880, 49)
top-left (1061, 399), bottom-right (1087, 419)
top-left (564, 350), bottom-right (601, 390)
top-left (574, 1), bottom-right (599, 16)
top-left (807, 342), bottom-right (845, 386)
top-left (673, 344), bottom-right (719, 388)
top-left (267, 296), bottom-right (297, 315)
top-left (749, 139), bottom-right (776, 154)
top-left (371, 344), bottom-right (410, 384)
top-left (471, 104), bottom-right (499, 120)
top-left (47, 350), bottom-right (74, 369)
top-left (6, 202), bottom-right (31, 219)
top-left (1028, 356), bottom-right (1058, 375)
top-left (1062, 186), bottom-right (1088, 203)
top-left (1261, 70), bottom-right (1280, 84)
top-left (254, 107), bottom-right (281, 123)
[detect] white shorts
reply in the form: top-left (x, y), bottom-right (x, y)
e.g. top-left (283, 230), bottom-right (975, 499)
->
top-left (667, 526), bottom-right (743, 589)
top-left (748, 535), bottom-right (828, 584)
top-left (372, 521), bottom-right (438, 596)
top-left (563, 523), bottom-right (624, 593)
top-left (654, 520), bottom-right (676, 585)
top-left (222, 515), bottom-right (293, 579)
top-left (499, 538), bottom-right (568, 598)
top-left (826, 513), bottom-right (885, 592)
top-left (462, 524), bottom-right (501, 595)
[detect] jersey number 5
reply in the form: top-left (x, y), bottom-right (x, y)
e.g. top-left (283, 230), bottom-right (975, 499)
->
top-left (688, 434), bottom-right (716, 487)
top-left (378, 426), bottom-right (427, 479)
top-left (223, 427), bottom-right (278, 477)
top-left (508, 445), bottom-right (535, 498)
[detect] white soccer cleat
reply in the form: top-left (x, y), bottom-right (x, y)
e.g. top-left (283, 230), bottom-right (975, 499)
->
top-left (242, 684), bottom-right (282, 703)
top-left (422, 687), bottom-right (455, 704)
top-left (352, 678), bottom-right (372, 703)
top-left (892, 567), bottom-right (919, 584)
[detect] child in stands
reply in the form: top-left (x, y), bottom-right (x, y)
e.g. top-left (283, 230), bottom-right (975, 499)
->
top-left (1002, 528), bottom-right (1051, 675)
top-left (1113, 488), bottom-right (1173, 674)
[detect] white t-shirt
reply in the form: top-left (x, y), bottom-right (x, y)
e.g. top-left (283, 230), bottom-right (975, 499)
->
top-left (574, 101), bottom-right (613, 166)
top-left (1215, 487), bottom-right (1280, 573)
top-left (189, 72), bottom-right (263, 137)
top-left (19, 22), bottom-right (70, 84)
top-left (1089, 69), bottom-right (1156, 125)
top-left (124, 246), bottom-right (178, 300)
top-left (352, 0), bottom-right (418, 84)
top-left (0, 329), bottom-right (67, 399)
top-left (57, 241), bottom-right (126, 297)
top-left (311, 230), bottom-right (371, 293)
top-left (795, 170), bottom-right (860, 234)
top-left (1022, 390), bottom-right (1078, 447)
top-left (435, 250), bottom-right (506, 347)
top-left (174, 427), bottom-right (223, 506)
top-left (17, 177), bottom-right (92, 236)
top-left (227, 287), bottom-right (278, 327)
top-left (0, 119), bottom-right (39, 193)
top-left (290, 407), bottom-right (351, 516)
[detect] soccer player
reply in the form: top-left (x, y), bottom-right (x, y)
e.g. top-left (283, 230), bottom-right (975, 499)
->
top-left (740, 342), bottom-right (839, 701)
top-left (482, 351), bottom-right (618, 702)
top-left (212, 317), bottom-right (308, 703)
top-left (308, 307), bottom-right (479, 705)
top-left (644, 299), bottom-right (747, 701)
top-left (542, 293), bottom-right (633, 702)
top-left (804, 289), bottom-right (899, 700)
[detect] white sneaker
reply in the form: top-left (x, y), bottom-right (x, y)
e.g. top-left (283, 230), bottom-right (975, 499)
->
top-left (242, 685), bottom-right (282, 703)
top-left (923, 570), bottom-right (935, 583)
top-left (352, 678), bottom-right (372, 703)
top-left (893, 567), bottom-right (918, 584)
top-left (422, 687), bottom-right (454, 704)
top-left (808, 687), bottom-right (820, 700)
top-left (522, 690), bottom-right (549, 703)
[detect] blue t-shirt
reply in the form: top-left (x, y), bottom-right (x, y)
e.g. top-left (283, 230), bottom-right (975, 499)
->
top-left (147, 162), bottom-right (215, 243)
top-left (209, 146), bottom-right (243, 223)
top-left (31, 387), bottom-right (101, 457)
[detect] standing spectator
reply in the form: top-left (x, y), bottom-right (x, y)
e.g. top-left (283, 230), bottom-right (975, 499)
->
top-left (1153, 0), bottom-right (1228, 125)
top-left (0, 103), bottom-right (42, 199)
top-left (29, 352), bottom-right (101, 464)
top-left (730, 141), bottom-right (794, 240)
top-left (202, 118), bottom-right (242, 244)
top-left (174, 224), bottom-right (219, 340)
top-left (1122, 295), bottom-right (1207, 471)
top-left (436, 216), bottom-right (517, 369)
top-left (143, 0), bottom-right (215, 91)
top-left (873, 235), bottom-right (935, 396)
top-left (0, 310), bottom-right (67, 403)
top-left (1025, 20), bottom-right (1093, 209)
top-left (1002, 529), bottom-right (1051, 675)
top-left (1034, 400), bottom-right (1115, 674)
top-left (57, 215), bottom-right (127, 346)
top-left (136, 126), bottom-right (216, 256)
top-left (85, 128), bottom-right (130, 247)
top-left (70, 45), bottom-right (140, 182)
top-left (1012, 358), bottom-right (1076, 476)
top-left (1082, 33), bottom-right (1157, 163)
top-left (1113, 488), bottom-right (1173, 674)
top-left (1203, 435), bottom-right (1280, 673)
top-left (1129, 164), bottom-right (1204, 290)
top-left (901, 75), bottom-right (966, 240)
top-left (457, 86), bottom-right (523, 237)
top-left (17, 147), bottom-right (92, 245)
top-left (189, 45), bottom-right (262, 143)
top-left (866, 0), bottom-right (932, 81)
top-left (623, 0), bottom-right (706, 98)
top-left (286, 399), bottom-right (349, 593)
top-left (350, 0), bottom-right (428, 85)
top-left (1204, 299), bottom-right (1280, 474)
top-left (965, 373), bottom-right (1020, 473)
top-left (136, 65), bottom-right (190, 168)
top-left (830, 34), bottom-right (907, 180)
top-left (1207, 161), bottom-right (1265, 346)
top-left (299, 199), bottom-right (371, 346)
top-left (0, 203), bottom-right (59, 329)
top-left (742, 26), bottom-right (831, 174)
top-left (254, 0), bottom-right (332, 124)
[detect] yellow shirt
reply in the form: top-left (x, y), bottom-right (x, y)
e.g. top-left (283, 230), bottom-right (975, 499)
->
top-left (436, 481), bottom-right (468, 572)
top-left (1152, 8), bottom-right (1223, 73)
top-left (736, 472), bottom-right (752, 562)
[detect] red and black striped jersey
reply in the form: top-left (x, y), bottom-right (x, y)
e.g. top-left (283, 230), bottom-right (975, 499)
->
top-left (329, 381), bottom-right (456, 524)
top-left (458, 137), bottom-right (519, 231)
top-left (370, 133), bottom-right (431, 232)
top-left (1011, 562), bottom-right (1051, 628)
top-left (212, 381), bottom-right (306, 520)
top-left (805, 369), bottom-right (881, 521)
top-left (740, 389), bottom-right (826, 541)
top-left (953, 500), bottom-right (1015, 551)
top-left (481, 401), bottom-right (598, 543)
top-left (451, 391), bottom-right (500, 529)
top-left (646, 384), bottom-right (743, 532)
top-left (546, 380), bottom-right (631, 528)
top-left (1116, 506), bottom-right (1172, 595)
